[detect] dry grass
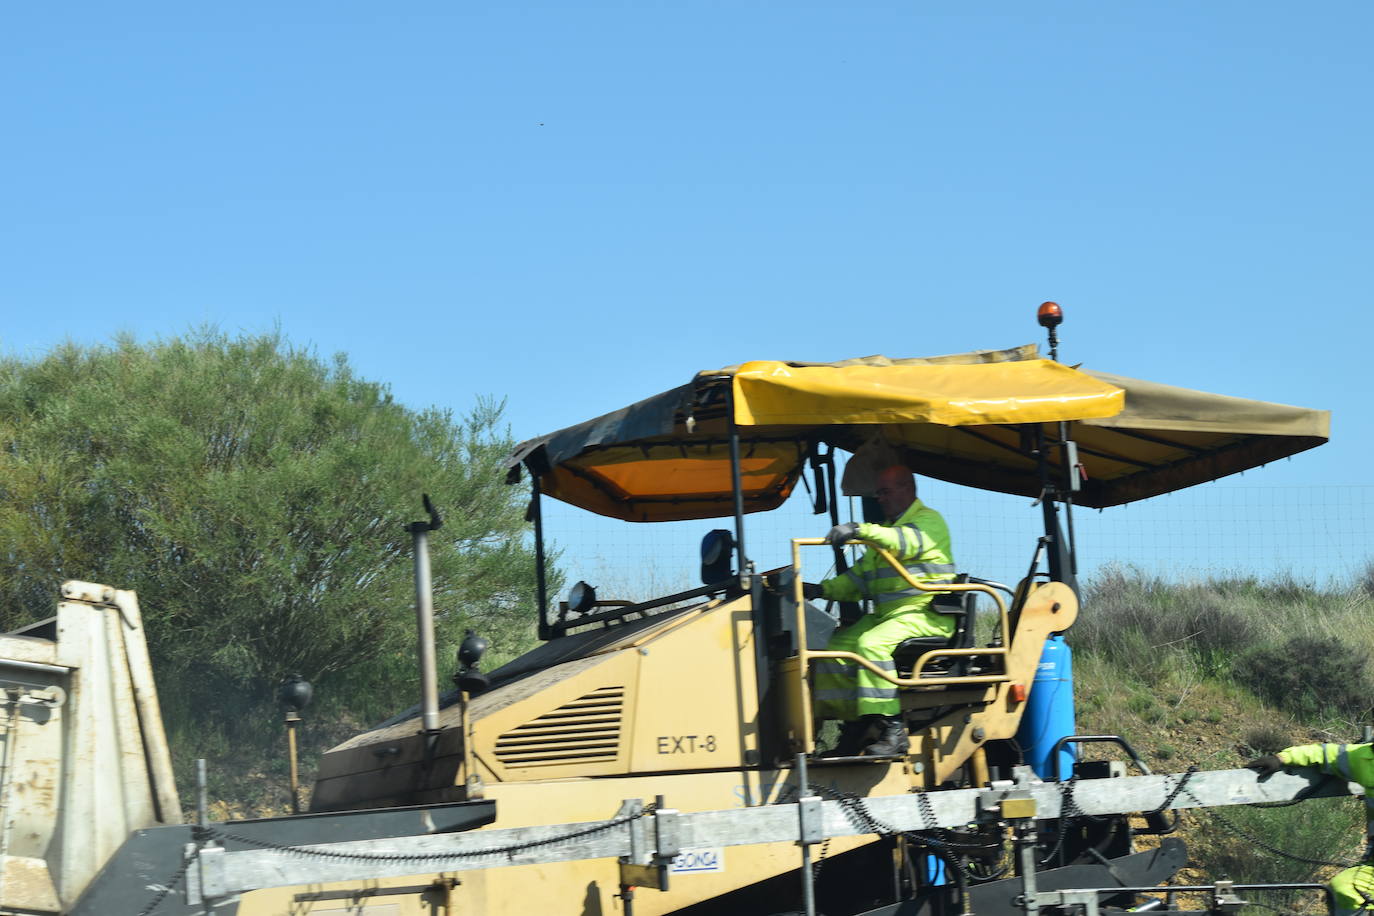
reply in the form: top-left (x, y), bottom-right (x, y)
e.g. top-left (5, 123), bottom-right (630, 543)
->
top-left (1072, 565), bottom-right (1374, 726)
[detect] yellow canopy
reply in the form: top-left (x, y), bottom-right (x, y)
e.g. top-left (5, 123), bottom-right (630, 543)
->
top-left (731, 358), bottom-right (1123, 427)
top-left (506, 346), bottom-right (1328, 521)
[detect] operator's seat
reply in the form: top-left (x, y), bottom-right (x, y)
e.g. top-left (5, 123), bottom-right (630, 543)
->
top-left (891, 574), bottom-right (976, 677)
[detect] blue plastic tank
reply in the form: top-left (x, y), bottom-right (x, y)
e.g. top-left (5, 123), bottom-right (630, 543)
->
top-left (1014, 634), bottom-right (1077, 780)
top-left (923, 853), bottom-right (946, 886)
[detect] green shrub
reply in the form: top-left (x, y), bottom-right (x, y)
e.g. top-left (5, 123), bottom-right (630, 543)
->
top-left (1234, 635), bottom-right (1374, 723)
top-left (1243, 725), bottom-right (1291, 755)
top-left (1359, 559), bottom-right (1374, 599)
top-left (1072, 566), bottom-right (1261, 679)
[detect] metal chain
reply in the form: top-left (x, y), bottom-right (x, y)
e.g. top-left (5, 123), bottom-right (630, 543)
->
top-left (805, 783), bottom-right (905, 881)
top-left (804, 783), bottom-right (1001, 887)
top-left (1037, 777), bottom-right (1077, 867)
top-left (1150, 766), bottom-right (1199, 814)
top-left (914, 787), bottom-right (939, 831)
top-left (1038, 766), bottom-right (1197, 867)
top-left (901, 790), bottom-right (1005, 883)
top-left (206, 804), bottom-right (658, 865)
top-left (812, 784), bottom-right (1001, 852)
top-left (132, 805), bottom-right (658, 914)
top-left (1038, 773), bottom-right (1094, 866)
top-left (1182, 785), bottom-right (1363, 869)
top-left (803, 784), bottom-right (894, 834)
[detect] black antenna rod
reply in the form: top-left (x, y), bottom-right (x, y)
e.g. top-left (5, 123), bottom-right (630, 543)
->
top-left (1036, 301), bottom-right (1080, 584)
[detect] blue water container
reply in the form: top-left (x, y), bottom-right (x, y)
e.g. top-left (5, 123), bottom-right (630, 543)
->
top-left (923, 853), bottom-right (946, 886)
top-left (1014, 634), bottom-right (1078, 780)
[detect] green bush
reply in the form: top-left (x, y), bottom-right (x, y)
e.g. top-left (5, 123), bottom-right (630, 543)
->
top-left (1235, 635), bottom-right (1374, 723)
top-left (1073, 567), bottom-right (1260, 675)
top-left (1243, 724), bottom-right (1292, 755)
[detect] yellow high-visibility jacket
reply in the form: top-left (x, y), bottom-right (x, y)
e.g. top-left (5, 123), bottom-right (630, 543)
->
top-left (820, 498), bottom-right (956, 620)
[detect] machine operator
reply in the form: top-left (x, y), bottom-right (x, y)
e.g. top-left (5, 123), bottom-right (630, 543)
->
top-left (803, 465), bottom-right (957, 757)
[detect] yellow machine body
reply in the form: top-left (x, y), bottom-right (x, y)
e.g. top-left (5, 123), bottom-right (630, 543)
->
top-left (241, 569), bottom-right (1076, 914)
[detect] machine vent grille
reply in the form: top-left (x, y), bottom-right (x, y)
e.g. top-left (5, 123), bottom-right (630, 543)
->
top-left (493, 686), bottom-right (624, 768)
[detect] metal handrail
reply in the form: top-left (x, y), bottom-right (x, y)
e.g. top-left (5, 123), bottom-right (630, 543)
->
top-left (789, 537), bottom-right (1015, 749)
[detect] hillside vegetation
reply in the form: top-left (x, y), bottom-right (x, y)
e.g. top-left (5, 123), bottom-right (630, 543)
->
top-left (1069, 564), bottom-right (1374, 899)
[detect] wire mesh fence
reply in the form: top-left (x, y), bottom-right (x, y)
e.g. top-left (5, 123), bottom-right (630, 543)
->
top-left (540, 483), bottom-right (1374, 604)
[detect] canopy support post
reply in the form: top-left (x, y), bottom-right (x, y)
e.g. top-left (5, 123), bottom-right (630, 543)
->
top-left (532, 477), bottom-right (550, 641)
top-left (821, 445), bottom-right (848, 573)
top-left (1032, 426), bottom-right (1077, 593)
top-left (1060, 424), bottom-right (1079, 579)
top-left (727, 387), bottom-right (750, 581)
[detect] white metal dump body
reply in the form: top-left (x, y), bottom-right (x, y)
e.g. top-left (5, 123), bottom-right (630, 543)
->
top-left (0, 581), bottom-right (180, 914)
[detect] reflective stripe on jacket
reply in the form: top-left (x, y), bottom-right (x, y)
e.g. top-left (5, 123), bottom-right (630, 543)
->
top-left (819, 498), bottom-right (956, 616)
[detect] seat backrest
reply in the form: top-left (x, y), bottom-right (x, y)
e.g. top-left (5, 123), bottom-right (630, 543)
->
top-left (929, 573), bottom-right (975, 649)
top-left (890, 574), bottom-right (978, 675)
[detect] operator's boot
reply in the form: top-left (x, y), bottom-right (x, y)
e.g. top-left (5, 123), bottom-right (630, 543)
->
top-left (820, 719), bottom-right (869, 757)
top-left (861, 715), bottom-right (909, 757)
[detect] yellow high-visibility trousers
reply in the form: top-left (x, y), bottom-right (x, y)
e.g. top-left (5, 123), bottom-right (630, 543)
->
top-left (812, 607), bottom-right (951, 720)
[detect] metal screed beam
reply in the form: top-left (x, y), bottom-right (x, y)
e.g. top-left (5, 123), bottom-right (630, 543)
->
top-left (190, 767), bottom-right (1358, 905)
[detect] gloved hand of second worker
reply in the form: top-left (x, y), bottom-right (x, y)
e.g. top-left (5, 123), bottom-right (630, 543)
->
top-left (1245, 754), bottom-right (1284, 776)
top-left (802, 582), bottom-right (825, 600)
top-left (824, 522), bottom-right (860, 545)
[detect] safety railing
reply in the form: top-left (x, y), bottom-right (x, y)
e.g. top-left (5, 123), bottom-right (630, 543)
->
top-left (789, 537), bottom-right (1014, 747)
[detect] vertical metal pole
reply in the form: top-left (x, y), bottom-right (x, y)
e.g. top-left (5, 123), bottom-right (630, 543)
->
top-left (796, 752), bottom-right (818, 916)
top-left (823, 446), bottom-right (848, 572)
top-left (285, 713), bottom-right (301, 814)
top-left (412, 525), bottom-right (441, 737)
top-left (196, 758), bottom-right (208, 827)
top-left (1042, 313), bottom-right (1079, 586)
top-left (459, 688), bottom-right (481, 799)
top-left (1059, 421), bottom-right (1079, 578)
top-left (792, 539), bottom-right (816, 751)
top-left (1016, 821), bottom-right (1040, 916)
top-left (532, 477), bottom-right (550, 640)
top-left (1033, 427), bottom-right (1063, 584)
top-left (727, 387), bottom-right (749, 579)
top-left (1062, 495), bottom-right (1078, 577)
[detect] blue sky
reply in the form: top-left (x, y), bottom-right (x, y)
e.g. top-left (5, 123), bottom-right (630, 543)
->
top-left (4, 2), bottom-right (1370, 586)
